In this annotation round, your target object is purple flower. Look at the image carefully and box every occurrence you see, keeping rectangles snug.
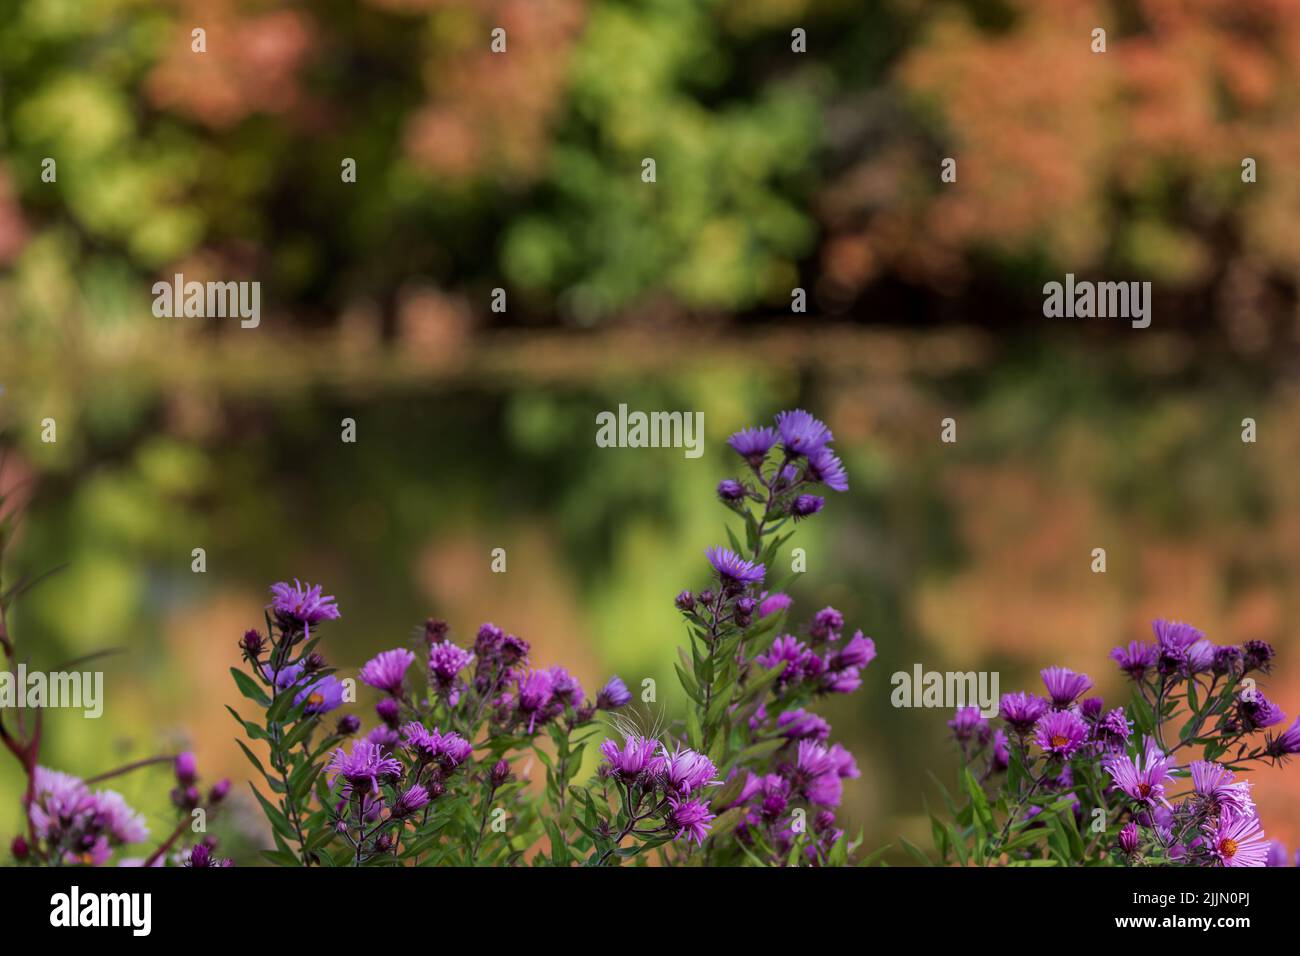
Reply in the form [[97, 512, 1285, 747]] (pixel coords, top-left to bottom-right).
[[810, 606, 844, 640], [806, 447, 849, 492], [359, 648, 415, 696], [1094, 707, 1132, 750], [1204, 808, 1270, 867], [717, 479, 746, 501], [999, 691, 1049, 734], [794, 740, 845, 807], [775, 409, 833, 456], [1103, 738, 1175, 808], [756, 634, 812, 685], [1266, 715, 1300, 758], [262, 662, 306, 690], [516, 669, 555, 732], [659, 746, 720, 796], [428, 640, 474, 686], [596, 676, 632, 710], [269, 579, 341, 628], [1266, 841, 1290, 867], [1033, 709, 1088, 759], [547, 666, 584, 708], [1190, 761, 1254, 815], [174, 752, 198, 786], [327, 740, 403, 796], [1242, 640, 1275, 673], [296, 674, 346, 715], [666, 796, 715, 845], [757, 593, 792, 618], [1237, 691, 1286, 732], [1110, 640, 1158, 681], [600, 735, 661, 782], [402, 723, 471, 769], [391, 784, 431, 819], [186, 844, 233, 868], [85, 790, 150, 844], [831, 631, 876, 670], [727, 426, 778, 465], [790, 494, 825, 519], [705, 546, 765, 586], [948, 706, 989, 744], [1040, 666, 1093, 707], [1118, 821, 1140, 854], [776, 709, 831, 741]]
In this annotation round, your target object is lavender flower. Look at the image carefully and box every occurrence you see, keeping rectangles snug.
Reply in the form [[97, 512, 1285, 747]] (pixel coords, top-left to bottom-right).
[[666, 796, 715, 845], [296, 675, 346, 715], [269, 579, 341, 628], [1266, 715, 1300, 758], [999, 691, 1049, 734], [775, 409, 833, 456], [1040, 667, 1093, 707], [327, 740, 403, 796], [727, 426, 778, 466], [596, 676, 632, 710], [1204, 809, 1270, 867], [359, 648, 415, 696], [705, 546, 765, 586], [1033, 709, 1088, 759], [659, 746, 720, 796], [1110, 640, 1158, 681], [600, 735, 661, 783], [1103, 738, 1175, 808], [1189, 761, 1254, 815], [806, 447, 848, 492]]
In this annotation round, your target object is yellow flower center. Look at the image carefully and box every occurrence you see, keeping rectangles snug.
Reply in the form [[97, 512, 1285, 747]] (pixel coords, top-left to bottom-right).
[[1219, 838, 1238, 858], [1137, 783, 1151, 798], [308, 693, 324, 708], [1050, 734, 1069, 748]]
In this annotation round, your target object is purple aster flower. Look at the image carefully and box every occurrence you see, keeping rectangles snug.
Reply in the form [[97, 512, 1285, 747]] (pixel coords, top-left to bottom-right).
[[174, 752, 198, 786], [547, 666, 584, 708], [665, 796, 715, 846], [823, 666, 861, 694], [269, 579, 341, 629], [674, 590, 696, 612], [185, 844, 233, 868], [296, 674, 346, 715], [1110, 641, 1158, 681], [794, 740, 845, 807], [1094, 707, 1132, 750], [717, 479, 746, 501], [1266, 841, 1290, 867], [727, 426, 778, 466], [831, 631, 876, 670], [756, 634, 812, 686], [757, 592, 792, 618], [82, 789, 150, 845], [828, 742, 859, 779], [516, 669, 555, 732], [600, 735, 661, 782], [999, 691, 1049, 734], [806, 447, 849, 492], [791, 494, 825, 519], [775, 409, 833, 456], [810, 606, 844, 641], [1153, 619, 1205, 653], [428, 640, 474, 686], [705, 546, 765, 586], [336, 714, 361, 736], [1242, 640, 1275, 673], [391, 784, 431, 819], [1040, 666, 1093, 707], [776, 709, 831, 741], [596, 675, 632, 710], [1213, 644, 1243, 676], [359, 648, 415, 696], [1103, 738, 1175, 808], [659, 745, 720, 796], [1204, 808, 1270, 867], [1266, 715, 1300, 758], [1190, 761, 1255, 815], [1118, 821, 1140, 855], [948, 706, 990, 744], [262, 662, 306, 690], [1033, 709, 1088, 759], [1237, 691, 1286, 732], [327, 740, 403, 796], [1185, 639, 1217, 674], [366, 725, 400, 750]]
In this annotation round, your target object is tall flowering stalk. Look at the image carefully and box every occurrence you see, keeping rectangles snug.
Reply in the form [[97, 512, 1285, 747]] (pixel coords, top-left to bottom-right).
[[231, 409, 874, 865], [924, 621, 1299, 867]]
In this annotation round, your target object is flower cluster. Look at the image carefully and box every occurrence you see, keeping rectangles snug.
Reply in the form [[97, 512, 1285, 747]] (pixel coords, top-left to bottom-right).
[[231, 408, 872, 866], [936, 619, 1297, 867]]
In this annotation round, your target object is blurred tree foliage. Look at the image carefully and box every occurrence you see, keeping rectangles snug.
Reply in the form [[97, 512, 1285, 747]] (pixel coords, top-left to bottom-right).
[[7, 0, 1297, 338]]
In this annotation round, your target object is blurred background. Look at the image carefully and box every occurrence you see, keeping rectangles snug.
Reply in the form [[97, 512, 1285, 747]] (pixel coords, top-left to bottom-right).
[[3, 0, 1300, 863]]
